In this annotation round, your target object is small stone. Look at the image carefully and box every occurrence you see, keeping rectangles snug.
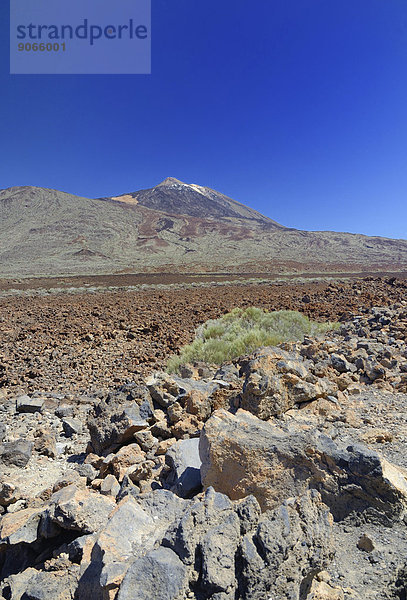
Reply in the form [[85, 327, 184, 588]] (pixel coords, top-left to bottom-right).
[[75, 463, 98, 483], [34, 427, 57, 458], [156, 438, 177, 456], [0, 481, 20, 507], [63, 417, 82, 437], [16, 395, 44, 414], [0, 439, 33, 467], [357, 534, 375, 552], [127, 460, 155, 484], [134, 429, 158, 452], [100, 474, 120, 497], [55, 405, 74, 419]]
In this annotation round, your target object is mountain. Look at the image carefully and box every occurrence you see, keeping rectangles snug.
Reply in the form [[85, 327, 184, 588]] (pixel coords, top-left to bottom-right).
[[0, 178, 406, 278], [104, 177, 284, 225]]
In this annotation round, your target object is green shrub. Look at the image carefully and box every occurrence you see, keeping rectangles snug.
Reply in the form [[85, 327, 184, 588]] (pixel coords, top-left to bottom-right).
[[167, 307, 338, 373]]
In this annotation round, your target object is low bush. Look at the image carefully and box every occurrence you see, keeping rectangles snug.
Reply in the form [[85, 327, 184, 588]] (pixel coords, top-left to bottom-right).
[[167, 306, 338, 373]]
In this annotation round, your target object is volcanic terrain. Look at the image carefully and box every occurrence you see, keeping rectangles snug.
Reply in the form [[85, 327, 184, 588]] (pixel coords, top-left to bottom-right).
[[1, 177, 406, 277]]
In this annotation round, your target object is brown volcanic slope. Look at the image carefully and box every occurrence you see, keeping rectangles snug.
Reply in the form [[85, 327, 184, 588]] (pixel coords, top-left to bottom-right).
[[0, 178, 406, 277]]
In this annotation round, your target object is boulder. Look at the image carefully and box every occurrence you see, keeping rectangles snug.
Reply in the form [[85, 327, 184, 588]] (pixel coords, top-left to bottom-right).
[[200, 409, 407, 519], [0, 482, 20, 507], [239, 490, 333, 599], [34, 427, 57, 458], [100, 475, 120, 498], [62, 418, 82, 437], [87, 400, 152, 455], [0, 440, 33, 467], [77, 496, 158, 599], [117, 547, 189, 600], [45, 484, 115, 534], [5, 566, 79, 600], [164, 437, 202, 498], [330, 354, 355, 374], [163, 486, 333, 599], [16, 395, 44, 414], [307, 580, 344, 600], [0, 508, 42, 546], [99, 443, 144, 482], [240, 347, 329, 419]]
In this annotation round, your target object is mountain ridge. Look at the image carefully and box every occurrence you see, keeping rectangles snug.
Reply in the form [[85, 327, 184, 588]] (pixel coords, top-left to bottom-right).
[[0, 179, 406, 277]]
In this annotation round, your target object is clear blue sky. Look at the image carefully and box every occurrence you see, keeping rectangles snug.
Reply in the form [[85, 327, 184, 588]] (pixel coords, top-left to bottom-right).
[[1, 0, 407, 239]]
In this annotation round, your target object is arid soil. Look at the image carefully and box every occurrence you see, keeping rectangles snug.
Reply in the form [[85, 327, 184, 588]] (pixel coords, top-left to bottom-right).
[[0, 277, 406, 396]]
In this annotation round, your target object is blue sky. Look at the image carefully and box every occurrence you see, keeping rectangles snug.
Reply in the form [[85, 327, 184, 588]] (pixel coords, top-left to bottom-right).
[[1, 0, 407, 238]]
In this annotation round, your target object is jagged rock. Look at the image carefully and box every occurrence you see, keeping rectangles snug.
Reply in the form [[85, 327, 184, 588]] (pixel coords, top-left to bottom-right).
[[77, 491, 190, 600], [4, 565, 79, 600], [62, 417, 82, 437], [45, 484, 115, 534], [0, 440, 33, 467], [200, 409, 407, 518], [127, 460, 155, 484], [167, 401, 184, 425], [184, 389, 211, 420], [357, 533, 375, 552], [133, 429, 158, 452], [75, 463, 98, 484], [163, 486, 333, 599], [34, 427, 57, 458], [0, 423, 6, 442], [55, 405, 74, 419], [330, 354, 355, 374], [100, 474, 120, 497], [163, 437, 202, 498], [0, 508, 42, 546], [147, 372, 219, 411], [0, 482, 20, 507], [150, 410, 172, 440], [171, 414, 202, 440], [146, 372, 184, 408], [1, 567, 36, 600], [15, 395, 44, 414], [307, 580, 344, 600], [240, 347, 330, 419], [99, 443, 144, 482], [117, 547, 189, 600], [239, 490, 333, 599], [365, 360, 386, 382], [52, 471, 87, 493], [87, 400, 152, 455], [77, 496, 158, 599]]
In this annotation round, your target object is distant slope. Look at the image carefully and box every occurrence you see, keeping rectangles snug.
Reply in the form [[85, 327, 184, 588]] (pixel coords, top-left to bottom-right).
[[0, 180, 406, 277]]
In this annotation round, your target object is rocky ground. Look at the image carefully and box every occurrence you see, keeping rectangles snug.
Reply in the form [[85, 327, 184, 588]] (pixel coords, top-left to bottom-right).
[[0, 277, 406, 395], [1, 277, 407, 599]]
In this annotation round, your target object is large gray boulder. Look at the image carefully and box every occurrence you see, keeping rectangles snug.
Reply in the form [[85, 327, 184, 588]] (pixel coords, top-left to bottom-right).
[[76, 490, 190, 600], [77, 495, 158, 600], [163, 486, 333, 599], [0, 440, 33, 467], [117, 547, 189, 600], [87, 399, 153, 455], [200, 409, 407, 519], [5, 566, 79, 600], [164, 437, 202, 498], [44, 484, 116, 534]]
